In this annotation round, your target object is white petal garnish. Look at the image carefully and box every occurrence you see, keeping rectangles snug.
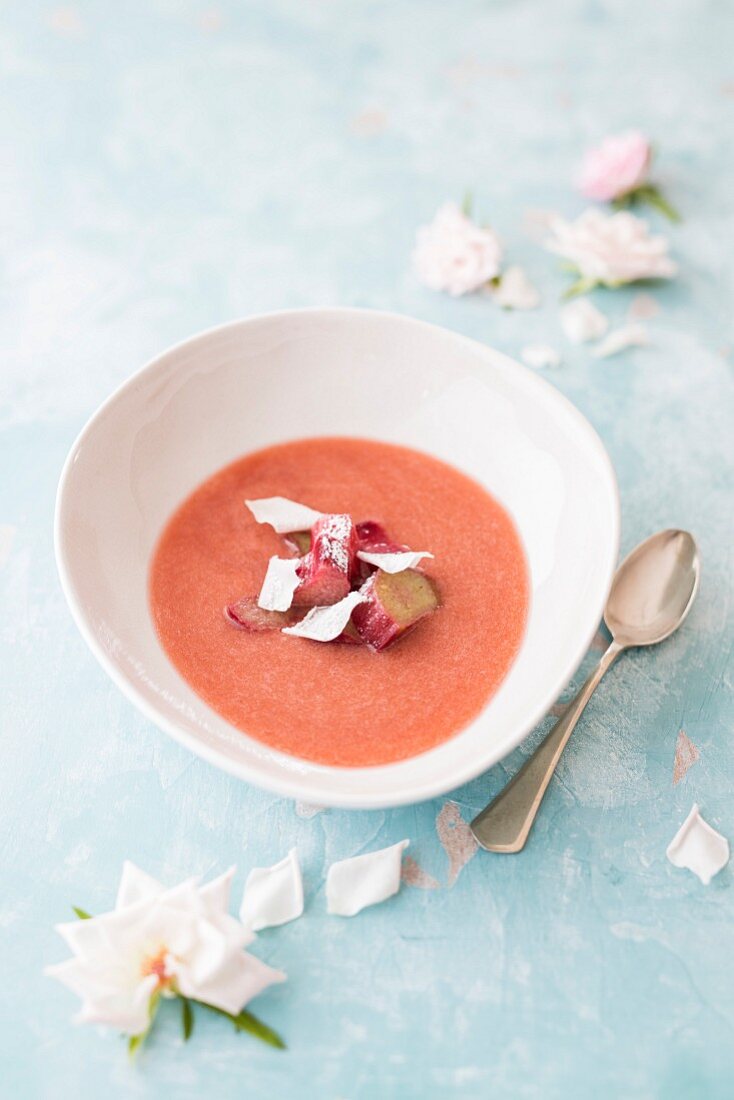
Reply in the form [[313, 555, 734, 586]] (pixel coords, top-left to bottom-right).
[[240, 849, 304, 931], [592, 323, 648, 359], [245, 496, 323, 534], [282, 590, 365, 642], [560, 298, 609, 343], [356, 549, 433, 574], [492, 265, 540, 310], [666, 804, 729, 885], [257, 556, 301, 612], [326, 840, 410, 917], [521, 343, 561, 370]]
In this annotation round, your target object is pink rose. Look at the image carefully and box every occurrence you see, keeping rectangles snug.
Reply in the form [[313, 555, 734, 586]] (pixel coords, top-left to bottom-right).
[[578, 131, 651, 202], [412, 202, 503, 297]]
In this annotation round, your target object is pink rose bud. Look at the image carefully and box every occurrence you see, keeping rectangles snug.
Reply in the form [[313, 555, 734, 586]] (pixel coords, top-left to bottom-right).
[[578, 131, 651, 202]]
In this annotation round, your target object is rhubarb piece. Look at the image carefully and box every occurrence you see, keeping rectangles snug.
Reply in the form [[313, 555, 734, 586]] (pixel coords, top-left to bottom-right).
[[352, 569, 439, 651], [356, 548, 434, 574], [257, 556, 301, 612], [337, 618, 365, 645], [245, 496, 322, 533], [282, 591, 366, 643], [225, 596, 298, 633], [354, 520, 405, 583], [282, 530, 311, 555], [292, 514, 358, 608]]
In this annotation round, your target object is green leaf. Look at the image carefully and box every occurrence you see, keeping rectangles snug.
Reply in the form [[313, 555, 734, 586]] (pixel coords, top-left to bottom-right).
[[460, 190, 473, 217], [72, 906, 92, 920], [181, 997, 194, 1042], [193, 1000, 286, 1050], [639, 185, 681, 223]]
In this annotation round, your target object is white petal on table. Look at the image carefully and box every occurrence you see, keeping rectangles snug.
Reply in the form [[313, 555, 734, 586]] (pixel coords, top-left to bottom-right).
[[521, 343, 561, 370], [356, 549, 433, 574], [326, 839, 409, 916], [560, 298, 608, 343], [666, 804, 729, 885], [592, 323, 649, 359], [239, 849, 304, 931], [245, 495, 323, 533], [257, 556, 302, 611], [492, 265, 540, 310], [282, 590, 365, 642]]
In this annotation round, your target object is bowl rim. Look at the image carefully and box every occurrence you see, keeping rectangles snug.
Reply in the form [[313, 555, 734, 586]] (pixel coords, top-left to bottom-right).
[[55, 306, 620, 808]]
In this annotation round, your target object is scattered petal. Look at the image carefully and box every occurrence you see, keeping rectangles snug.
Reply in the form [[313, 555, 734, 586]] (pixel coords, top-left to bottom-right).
[[560, 298, 609, 344], [521, 344, 561, 370], [666, 804, 729, 884], [240, 849, 304, 932], [628, 292, 660, 320], [401, 856, 440, 890], [492, 265, 540, 310], [282, 590, 365, 642], [673, 731, 701, 786], [294, 801, 327, 819], [592, 323, 649, 359], [350, 107, 388, 136], [257, 556, 302, 612], [356, 549, 434, 574], [522, 208, 559, 242], [326, 840, 409, 916], [245, 496, 322, 534], [436, 802, 478, 886]]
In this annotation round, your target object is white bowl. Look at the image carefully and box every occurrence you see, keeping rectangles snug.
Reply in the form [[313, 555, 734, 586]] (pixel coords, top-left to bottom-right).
[[55, 309, 619, 808]]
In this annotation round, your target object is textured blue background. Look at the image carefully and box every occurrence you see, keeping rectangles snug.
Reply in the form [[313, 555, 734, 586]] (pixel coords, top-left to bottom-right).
[[2, 2, 733, 1097]]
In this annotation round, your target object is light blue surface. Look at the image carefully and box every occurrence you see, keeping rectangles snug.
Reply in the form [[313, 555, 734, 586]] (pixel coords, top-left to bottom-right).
[[2, 2, 733, 1097]]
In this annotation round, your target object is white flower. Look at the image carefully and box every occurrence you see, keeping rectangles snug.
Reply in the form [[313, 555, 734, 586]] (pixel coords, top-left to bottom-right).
[[544, 208, 677, 289], [491, 265, 540, 310], [45, 863, 285, 1036], [413, 202, 503, 296]]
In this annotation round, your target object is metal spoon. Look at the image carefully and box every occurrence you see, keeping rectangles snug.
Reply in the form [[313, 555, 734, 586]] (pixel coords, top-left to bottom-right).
[[471, 529, 700, 853]]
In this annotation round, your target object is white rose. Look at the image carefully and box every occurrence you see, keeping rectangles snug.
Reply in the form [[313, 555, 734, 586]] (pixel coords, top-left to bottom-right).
[[544, 208, 677, 288], [45, 863, 285, 1036], [413, 202, 503, 296]]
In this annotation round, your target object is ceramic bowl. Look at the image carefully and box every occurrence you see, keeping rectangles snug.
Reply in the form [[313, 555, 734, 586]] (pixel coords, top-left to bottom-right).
[[55, 309, 619, 808]]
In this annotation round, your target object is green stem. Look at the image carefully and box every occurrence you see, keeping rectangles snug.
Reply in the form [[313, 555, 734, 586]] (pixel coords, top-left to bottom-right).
[[192, 1000, 286, 1050], [128, 990, 161, 1058], [461, 189, 473, 217], [562, 276, 598, 299]]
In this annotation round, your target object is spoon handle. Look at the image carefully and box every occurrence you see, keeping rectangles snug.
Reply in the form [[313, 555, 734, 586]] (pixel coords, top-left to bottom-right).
[[470, 641, 624, 852]]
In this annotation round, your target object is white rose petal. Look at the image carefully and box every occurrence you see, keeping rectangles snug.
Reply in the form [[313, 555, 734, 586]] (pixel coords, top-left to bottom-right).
[[45, 863, 285, 1035], [413, 202, 503, 297], [544, 208, 677, 287], [592, 323, 649, 359], [560, 298, 609, 344], [356, 549, 433, 574], [492, 265, 540, 310], [282, 590, 366, 642], [240, 849, 304, 932], [521, 343, 562, 370], [326, 840, 410, 917], [666, 804, 729, 885], [245, 496, 322, 534], [257, 556, 302, 612]]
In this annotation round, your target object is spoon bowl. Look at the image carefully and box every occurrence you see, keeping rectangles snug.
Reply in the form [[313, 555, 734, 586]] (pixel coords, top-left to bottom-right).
[[605, 529, 700, 649]]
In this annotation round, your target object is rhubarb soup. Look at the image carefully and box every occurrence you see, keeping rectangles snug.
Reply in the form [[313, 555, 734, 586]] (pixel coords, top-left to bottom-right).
[[150, 437, 529, 767]]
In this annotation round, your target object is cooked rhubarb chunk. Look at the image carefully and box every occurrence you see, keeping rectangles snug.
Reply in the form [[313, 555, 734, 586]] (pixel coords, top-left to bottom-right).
[[354, 520, 405, 582], [282, 530, 311, 555], [337, 618, 365, 645], [293, 514, 358, 607], [225, 597, 298, 632], [352, 569, 439, 651]]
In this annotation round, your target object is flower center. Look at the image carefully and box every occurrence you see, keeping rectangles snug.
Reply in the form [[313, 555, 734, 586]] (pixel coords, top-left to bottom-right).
[[140, 946, 172, 987]]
